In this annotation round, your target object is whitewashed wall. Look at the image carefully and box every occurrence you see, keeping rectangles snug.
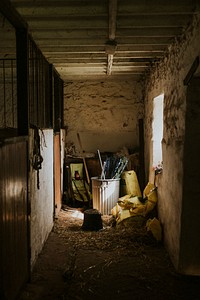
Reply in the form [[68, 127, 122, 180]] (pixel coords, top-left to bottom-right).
[[64, 79, 143, 154], [144, 14, 200, 274], [29, 128, 54, 268]]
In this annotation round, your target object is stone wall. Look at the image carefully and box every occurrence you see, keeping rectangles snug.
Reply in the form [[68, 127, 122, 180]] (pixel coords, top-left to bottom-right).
[[63, 78, 143, 155], [144, 14, 200, 273]]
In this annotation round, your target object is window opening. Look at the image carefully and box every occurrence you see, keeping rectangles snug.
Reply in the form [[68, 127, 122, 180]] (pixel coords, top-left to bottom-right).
[[152, 94, 164, 173]]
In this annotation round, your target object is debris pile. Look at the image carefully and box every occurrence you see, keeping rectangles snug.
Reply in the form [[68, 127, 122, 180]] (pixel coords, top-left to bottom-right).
[[63, 142, 162, 241], [111, 179, 162, 241]]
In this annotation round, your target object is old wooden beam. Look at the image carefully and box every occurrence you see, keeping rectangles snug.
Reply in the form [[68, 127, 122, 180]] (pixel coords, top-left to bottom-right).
[[106, 0, 117, 75], [0, 0, 27, 29]]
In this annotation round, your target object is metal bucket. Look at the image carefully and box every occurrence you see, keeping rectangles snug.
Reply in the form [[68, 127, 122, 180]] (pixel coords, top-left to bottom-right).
[[91, 177, 120, 215]]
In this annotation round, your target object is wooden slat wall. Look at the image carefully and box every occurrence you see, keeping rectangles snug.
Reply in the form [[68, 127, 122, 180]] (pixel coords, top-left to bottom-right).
[[0, 138, 29, 300]]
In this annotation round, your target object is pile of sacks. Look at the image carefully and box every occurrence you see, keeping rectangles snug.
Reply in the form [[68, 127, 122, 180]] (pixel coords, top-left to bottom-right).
[[111, 170, 162, 241]]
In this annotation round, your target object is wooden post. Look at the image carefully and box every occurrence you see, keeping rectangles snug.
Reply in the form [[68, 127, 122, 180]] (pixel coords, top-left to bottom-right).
[[77, 133, 90, 185], [16, 28, 29, 136]]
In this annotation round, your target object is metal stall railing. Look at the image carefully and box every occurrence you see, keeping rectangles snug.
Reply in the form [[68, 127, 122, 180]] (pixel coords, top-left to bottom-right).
[[0, 58, 17, 133], [28, 38, 52, 128]]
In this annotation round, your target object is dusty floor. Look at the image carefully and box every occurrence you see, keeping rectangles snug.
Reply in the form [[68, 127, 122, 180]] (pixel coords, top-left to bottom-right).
[[18, 206, 200, 300]]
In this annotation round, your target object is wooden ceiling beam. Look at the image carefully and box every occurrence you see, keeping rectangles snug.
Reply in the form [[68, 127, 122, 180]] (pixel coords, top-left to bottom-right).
[[40, 44, 166, 53], [45, 52, 163, 58], [31, 29, 108, 39], [0, 0, 27, 29], [117, 15, 193, 28], [19, 14, 194, 28], [35, 37, 172, 47], [107, 0, 117, 75], [9, 0, 197, 78], [25, 17, 108, 29], [118, 0, 198, 13], [13, 0, 198, 15], [11, 0, 107, 7], [14, 4, 107, 16], [109, 0, 117, 40], [30, 27, 182, 39]]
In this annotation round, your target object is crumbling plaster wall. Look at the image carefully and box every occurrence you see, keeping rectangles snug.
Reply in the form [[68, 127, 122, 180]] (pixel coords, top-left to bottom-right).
[[63, 79, 143, 155], [144, 14, 200, 272]]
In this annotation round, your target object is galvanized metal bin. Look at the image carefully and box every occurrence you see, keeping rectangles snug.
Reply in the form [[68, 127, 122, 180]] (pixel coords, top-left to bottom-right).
[[91, 177, 120, 215]]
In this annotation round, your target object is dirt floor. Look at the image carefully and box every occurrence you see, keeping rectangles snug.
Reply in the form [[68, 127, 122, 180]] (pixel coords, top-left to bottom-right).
[[18, 206, 200, 300]]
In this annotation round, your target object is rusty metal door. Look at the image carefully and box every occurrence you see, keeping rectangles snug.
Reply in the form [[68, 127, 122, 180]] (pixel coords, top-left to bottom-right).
[[0, 138, 29, 300], [54, 133, 62, 217]]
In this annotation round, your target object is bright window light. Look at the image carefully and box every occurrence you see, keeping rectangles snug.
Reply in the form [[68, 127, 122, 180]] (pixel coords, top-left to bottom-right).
[[152, 94, 164, 171]]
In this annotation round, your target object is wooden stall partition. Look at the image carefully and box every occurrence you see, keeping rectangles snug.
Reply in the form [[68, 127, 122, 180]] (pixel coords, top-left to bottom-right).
[[0, 137, 29, 300]]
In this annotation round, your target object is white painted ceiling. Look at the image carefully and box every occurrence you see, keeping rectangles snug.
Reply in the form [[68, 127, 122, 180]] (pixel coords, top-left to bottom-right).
[[1, 0, 200, 81]]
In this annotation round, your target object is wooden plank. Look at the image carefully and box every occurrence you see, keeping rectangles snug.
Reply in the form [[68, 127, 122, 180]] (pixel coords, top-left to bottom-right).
[[35, 36, 172, 47], [31, 29, 108, 39], [12, 0, 107, 8], [116, 27, 183, 37], [0, 0, 27, 29], [22, 16, 108, 29], [111, 66, 148, 72], [55, 66, 106, 75], [30, 27, 182, 39], [77, 133, 90, 185], [40, 44, 166, 53], [44, 52, 163, 59], [53, 59, 106, 64], [118, 0, 197, 14], [115, 52, 163, 58], [54, 62, 106, 68], [118, 15, 193, 28], [109, 0, 117, 40], [62, 74, 141, 81], [13, 3, 107, 16], [41, 46, 106, 53], [35, 39, 107, 47], [12, 0, 197, 15]]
